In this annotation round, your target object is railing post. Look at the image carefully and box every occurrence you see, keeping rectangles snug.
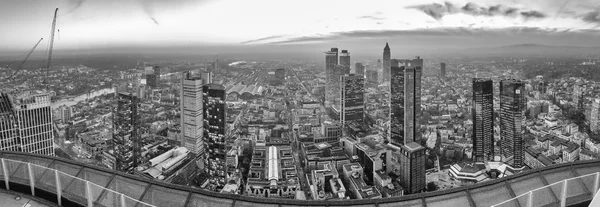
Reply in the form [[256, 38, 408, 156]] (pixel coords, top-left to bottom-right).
[[55, 169, 62, 206], [561, 179, 568, 207], [27, 163, 35, 196], [528, 190, 533, 207], [1, 158, 9, 190], [85, 181, 93, 207], [594, 172, 600, 198], [120, 194, 126, 207]]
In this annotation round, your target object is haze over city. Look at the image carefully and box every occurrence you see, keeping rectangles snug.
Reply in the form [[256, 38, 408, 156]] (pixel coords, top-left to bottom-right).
[[2, 0, 600, 207]]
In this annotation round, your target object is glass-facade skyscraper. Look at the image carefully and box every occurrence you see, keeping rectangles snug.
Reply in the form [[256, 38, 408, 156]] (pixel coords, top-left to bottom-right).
[[340, 74, 364, 127], [340, 50, 351, 75], [472, 78, 494, 162], [325, 48, 339, 109], [109, 92, 140, 173], [500, 79, 525, 168], [382, 43, 391, 83], [203, 83, 227, 191]]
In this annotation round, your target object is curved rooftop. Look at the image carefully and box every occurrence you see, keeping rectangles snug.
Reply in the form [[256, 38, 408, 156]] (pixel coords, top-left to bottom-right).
[[0, 151, 599, 207]]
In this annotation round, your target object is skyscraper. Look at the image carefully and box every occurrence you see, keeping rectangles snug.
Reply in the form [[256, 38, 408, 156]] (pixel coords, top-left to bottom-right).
[[382, 43, 391, 82], [591, 99, 600, 133], [390, 62, 405, 146], [440, 62, 446, 78], [500, 79, 525, 169], [203, 83, 227, 191], [0, 92, 20, 152], [325, 48, 339, 109], [340, 50, 351, 75], [181, 71, 204, 155], [354, 62, 365, 76], [404, 57, 422, 144], [472, 78, 494, 162], [109, 92, 140, 173], [340, 74, 364, 127], [146, 65, 160, 88], [389, 56, 425, 194], [573, 83, 584, 110]]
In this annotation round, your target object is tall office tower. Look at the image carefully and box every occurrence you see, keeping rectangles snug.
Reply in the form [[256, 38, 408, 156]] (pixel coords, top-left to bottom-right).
[[440, 62, 446, 78], [499, 79, 526, 169], [354, 62, 365, 76], [146, 74, 157, 89], [203, 84, 227, 190], [110, 92, 140, 173], [404, 57, 422, 144], [573, 83, 584, 110], [397, 142, 426, 194], [340, 50, 351, 75], [59, 105, 73, 124], [181, 71, 204, 155], [12, 91, 55, 156], [0, 93, 20, 152], [331, 65, 344, 115], [382, 42, 391, 82], [591, 99, 600, 133], [201, 71, 213, 84], [472, 78, 494, 162], [340, 74, 365, 127], [390, 62, 405, 146], [325, 48, 339, 109], [389, 57, 425, 194]]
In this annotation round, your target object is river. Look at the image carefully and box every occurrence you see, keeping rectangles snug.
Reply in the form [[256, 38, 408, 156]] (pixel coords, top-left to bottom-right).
[[51, 88, 115, 109]]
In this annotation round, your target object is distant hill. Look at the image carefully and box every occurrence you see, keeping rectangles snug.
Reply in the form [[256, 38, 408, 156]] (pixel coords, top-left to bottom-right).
[[462, 44, 600, 57]]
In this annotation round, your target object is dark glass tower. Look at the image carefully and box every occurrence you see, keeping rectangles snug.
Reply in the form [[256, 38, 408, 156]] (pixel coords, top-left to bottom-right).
[[340, 50, 351, 75], [472, 78, 494, 162], [203, 83, 227, 191], [111, 92, 140, 173], [382, 43, 391, 82], [389, 57, 425, 194], [325, 48, 339, 109], [354, 62, 365, 76], [440, 62, 446, 78], [340, 74, 364, 127], [500, 79, 525, 168]]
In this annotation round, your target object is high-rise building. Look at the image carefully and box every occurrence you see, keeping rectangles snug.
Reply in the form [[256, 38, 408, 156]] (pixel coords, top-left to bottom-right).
[[58, 105, 73, 124], [382, 43, 391, 82], [12, 91, 55, 156], [472, 78, 494, 162], [389, 56, 425, 195], [404, 57, 422, 144], [397, 143, 426, 194], [325, 48, 339, 109], [0, 92, 20, 152], [340, 50, 351, 75], [573, 83, 584, 110], [591, 99, 600, 133], [340, 74, 365, 127], [354, 62, 365, 76], [181, 71, 204, 155], [201, 71, 213, 84], [500, 79, 526, 169], [108, 92, 140, 173], [390, 61, 405, 146], [203, 83, 227, 191], [440, 62, 446, 78], [146, 65, 161, 88]]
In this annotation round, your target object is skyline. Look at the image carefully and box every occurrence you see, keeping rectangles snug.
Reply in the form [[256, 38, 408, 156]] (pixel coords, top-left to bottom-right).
[[1, 0, 600, 54]]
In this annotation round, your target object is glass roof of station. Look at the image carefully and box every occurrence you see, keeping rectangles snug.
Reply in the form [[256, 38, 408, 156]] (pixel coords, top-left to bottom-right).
[[1, 151, 599, 207]]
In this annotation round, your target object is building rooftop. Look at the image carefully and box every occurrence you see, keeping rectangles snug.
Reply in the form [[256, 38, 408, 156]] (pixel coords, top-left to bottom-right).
[[1, 151, 599, 207]]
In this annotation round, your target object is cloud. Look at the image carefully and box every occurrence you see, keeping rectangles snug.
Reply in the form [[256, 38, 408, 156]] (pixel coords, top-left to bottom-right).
[[582, 11, 600, 24], [63, 0, 85, 15], [150, 17, 160, 25], [358, 16, 385, 21], [240, 35, 284, 44], [136, 0, 212, 25], [521, 11, 546, 19], [267, 27, 583, 44], [406, 2, 546, 21]]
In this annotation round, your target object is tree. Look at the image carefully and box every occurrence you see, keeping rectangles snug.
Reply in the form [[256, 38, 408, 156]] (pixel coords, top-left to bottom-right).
[[427, 182, 438, 192]]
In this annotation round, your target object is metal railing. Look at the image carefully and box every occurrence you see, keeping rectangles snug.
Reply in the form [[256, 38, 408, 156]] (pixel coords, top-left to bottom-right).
[[0, 158, 157, 207], [492, 172, 600, 207]]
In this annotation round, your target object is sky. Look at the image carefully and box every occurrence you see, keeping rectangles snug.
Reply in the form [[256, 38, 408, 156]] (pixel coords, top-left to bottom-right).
[[1, 0, 600, 55]]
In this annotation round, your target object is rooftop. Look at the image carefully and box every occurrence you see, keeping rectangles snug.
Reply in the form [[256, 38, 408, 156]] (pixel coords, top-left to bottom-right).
[[0, 151, 598, 207]]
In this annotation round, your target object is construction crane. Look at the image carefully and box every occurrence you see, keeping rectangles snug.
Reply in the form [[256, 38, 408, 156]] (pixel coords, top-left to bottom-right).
[[43, 8, 58, 86], [3, 38, 44, 81]]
